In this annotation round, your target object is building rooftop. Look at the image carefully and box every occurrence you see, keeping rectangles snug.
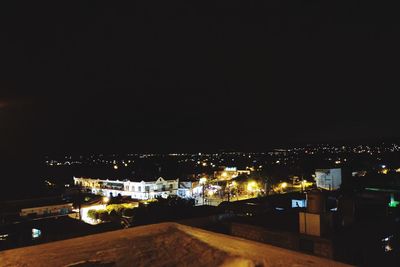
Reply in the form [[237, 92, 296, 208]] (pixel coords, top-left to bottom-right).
[[0, 197, 72, 214], [0, 222, 350, 267], [75, 176, 177, 183]]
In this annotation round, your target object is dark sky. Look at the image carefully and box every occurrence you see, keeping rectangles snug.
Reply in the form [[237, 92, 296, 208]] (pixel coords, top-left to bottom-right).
[[1, 1, 400, 157]]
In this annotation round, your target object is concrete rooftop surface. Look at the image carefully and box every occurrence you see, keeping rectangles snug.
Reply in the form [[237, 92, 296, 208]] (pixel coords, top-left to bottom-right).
[[0, 222, 351, 267]]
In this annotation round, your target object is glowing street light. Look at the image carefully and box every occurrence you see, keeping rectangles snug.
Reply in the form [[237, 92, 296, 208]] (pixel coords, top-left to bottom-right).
[[281, 182, 288, 189], [247, 181, 259, 192], [199, 177, 207, 205], [113, 165, 118, 170], [103, 197, 110, 203]]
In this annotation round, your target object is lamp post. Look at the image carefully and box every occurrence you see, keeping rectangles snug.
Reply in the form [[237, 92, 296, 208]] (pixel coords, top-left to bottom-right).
[[301, 180, 306, 192], [199, 177, 207, 205], [227, 181, 237, 202], [280, 182, 287, 193], [227, 181, 230, 202]]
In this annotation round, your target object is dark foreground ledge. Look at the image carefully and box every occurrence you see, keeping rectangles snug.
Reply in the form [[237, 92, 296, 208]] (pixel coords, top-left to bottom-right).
[[0, 222, 350, 267]]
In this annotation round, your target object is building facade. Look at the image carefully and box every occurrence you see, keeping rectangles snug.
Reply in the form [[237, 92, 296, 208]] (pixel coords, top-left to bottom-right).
[[177, 181, 193, 198], [20, 203, 73, 217], [315, 168, 342, 191], [73, 177, 179, 200]]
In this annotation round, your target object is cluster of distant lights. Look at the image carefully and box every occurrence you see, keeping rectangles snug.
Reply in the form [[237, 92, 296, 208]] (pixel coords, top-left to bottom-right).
[[44, 143, 400, 168]]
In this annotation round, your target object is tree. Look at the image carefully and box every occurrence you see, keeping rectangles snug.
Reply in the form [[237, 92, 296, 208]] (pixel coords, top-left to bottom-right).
[[122, 208, 135, 218], [97, 210, 110, 221], [87, 209, 98, 220], [109, 210, 119, 221]]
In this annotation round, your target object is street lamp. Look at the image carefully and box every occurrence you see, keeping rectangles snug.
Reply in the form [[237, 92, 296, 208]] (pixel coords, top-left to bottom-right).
[[227, 181, 237, 202], [301, 180, 306, 192], [199, 177, 207, 184], [199, 177, 207, 205], [103, 196, 110, 204], [247, 181, 259, 197], [280, 182, 288, 193]]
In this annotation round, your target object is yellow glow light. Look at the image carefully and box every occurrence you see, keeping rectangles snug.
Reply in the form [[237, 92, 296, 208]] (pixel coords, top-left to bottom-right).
[[247, 181, 258, 192]]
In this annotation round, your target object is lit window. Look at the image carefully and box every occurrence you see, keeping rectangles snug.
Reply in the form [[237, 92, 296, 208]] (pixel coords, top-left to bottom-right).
[[32, 228, 41, 239]]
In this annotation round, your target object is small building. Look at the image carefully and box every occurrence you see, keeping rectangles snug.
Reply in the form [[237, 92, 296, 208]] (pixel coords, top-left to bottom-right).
[[299, 190, 333, 237], [315, 168, 342, 191], [20, 202, 73, 217]]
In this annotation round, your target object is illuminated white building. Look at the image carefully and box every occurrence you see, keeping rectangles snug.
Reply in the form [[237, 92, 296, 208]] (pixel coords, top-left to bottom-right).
[[177, 181, 193, 198], [73, 177, 179, 200], [315, 168, 342, 191]]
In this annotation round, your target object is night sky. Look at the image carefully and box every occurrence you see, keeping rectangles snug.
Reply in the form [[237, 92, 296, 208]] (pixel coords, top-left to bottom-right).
[[1, 1, 400, 160]]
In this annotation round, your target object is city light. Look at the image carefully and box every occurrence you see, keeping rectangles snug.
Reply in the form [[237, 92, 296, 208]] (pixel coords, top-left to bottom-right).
[[80, 204, 107, 225], [281, 182, 288, 189], [199, 177, 207, 184], [103, 197, 110, 203], [247, 181, 259, 192], [113, 165, 118, 170]]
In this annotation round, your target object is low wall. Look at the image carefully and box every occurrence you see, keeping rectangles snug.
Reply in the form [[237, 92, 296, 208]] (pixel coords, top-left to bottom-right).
[[230, 222, 334, 259], [230, 222, 298, 250], [178, 213, 234, 228]]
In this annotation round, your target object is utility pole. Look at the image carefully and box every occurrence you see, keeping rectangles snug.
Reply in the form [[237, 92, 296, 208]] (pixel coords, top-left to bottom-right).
[[227, 181, 230, 203], [77, 185, 82, 220], [202, 183, 205, 205]]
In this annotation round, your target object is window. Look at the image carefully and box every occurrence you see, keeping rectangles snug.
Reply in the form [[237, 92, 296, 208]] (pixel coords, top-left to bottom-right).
[[145, 186, 150, 192], [131, 186, 135, 192], [169, 184, 173, 189], [32, 228, 41, 239], [138, 186, 141, 192]]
